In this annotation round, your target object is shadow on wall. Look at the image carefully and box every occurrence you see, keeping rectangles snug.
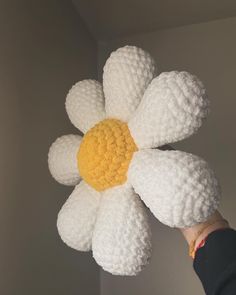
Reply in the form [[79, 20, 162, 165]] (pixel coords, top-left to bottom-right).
[[0, 1, 99, 295]]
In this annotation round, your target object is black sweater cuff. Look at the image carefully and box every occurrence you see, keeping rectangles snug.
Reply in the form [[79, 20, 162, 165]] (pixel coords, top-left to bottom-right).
[[193, 228, 236, 295]]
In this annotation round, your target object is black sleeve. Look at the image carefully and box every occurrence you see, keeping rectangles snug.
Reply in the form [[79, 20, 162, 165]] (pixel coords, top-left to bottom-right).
[[193, 228, 236, 295]]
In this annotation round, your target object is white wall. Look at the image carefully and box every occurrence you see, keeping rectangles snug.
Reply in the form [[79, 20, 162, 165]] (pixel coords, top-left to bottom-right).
[[98, 17, 236, 295], [0, 1, 99, 294]]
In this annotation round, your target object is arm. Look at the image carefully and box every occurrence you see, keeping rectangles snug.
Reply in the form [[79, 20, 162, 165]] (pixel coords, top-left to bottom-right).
[[180, 211, 236, 295]]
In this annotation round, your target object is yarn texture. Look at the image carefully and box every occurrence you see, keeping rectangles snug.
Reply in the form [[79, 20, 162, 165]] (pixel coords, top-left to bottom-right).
[[128, 150, 220, 228], [92, 183, 151, 275], [48, 134, 82, 185], [57, 181, 101, 251], [48, 45, 221, 276], [77, 118, 137, 191]]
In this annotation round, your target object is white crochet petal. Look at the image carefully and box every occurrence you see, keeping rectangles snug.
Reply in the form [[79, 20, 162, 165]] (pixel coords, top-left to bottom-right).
[[57, 181, 101, 251], [103, 45, 156, 122], [129, 71, 209, 148], [92, 183, 151, 276], [48, 134, 82, 186], [66, 80, 106, 133], [128, 149, 220, 228]]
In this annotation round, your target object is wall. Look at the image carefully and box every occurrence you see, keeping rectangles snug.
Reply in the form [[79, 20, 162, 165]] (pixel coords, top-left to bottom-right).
[[98, 17, 236, 295], [0, 1, 99, 294]]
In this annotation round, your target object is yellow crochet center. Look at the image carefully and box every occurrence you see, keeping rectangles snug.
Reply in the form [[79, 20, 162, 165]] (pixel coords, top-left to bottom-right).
[[77, 119, 138, 191]]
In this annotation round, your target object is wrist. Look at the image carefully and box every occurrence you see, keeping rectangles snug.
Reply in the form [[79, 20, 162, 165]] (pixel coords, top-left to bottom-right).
[[194, 219, 229, 250], [179, 211, 230, 258], [180, 211, 223, 244]]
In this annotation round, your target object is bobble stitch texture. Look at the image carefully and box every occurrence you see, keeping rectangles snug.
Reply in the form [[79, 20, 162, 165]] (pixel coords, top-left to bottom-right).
[[129, 71, 209, 148], [92, 184, 151, 275], [128, 149, 220, 227], [78, 119, 138, 191], [57, 181, 101, 251], [66, 80, 106, 133], [48, 134, 82, 185], [103, 46, 157, 122]]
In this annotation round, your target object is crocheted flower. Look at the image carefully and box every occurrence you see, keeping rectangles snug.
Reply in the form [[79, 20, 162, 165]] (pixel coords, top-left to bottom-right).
[[48, 46, 220, 276]]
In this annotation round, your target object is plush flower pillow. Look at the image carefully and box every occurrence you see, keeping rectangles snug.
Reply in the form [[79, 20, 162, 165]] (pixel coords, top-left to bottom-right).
[[48, 46, 220, 276]]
